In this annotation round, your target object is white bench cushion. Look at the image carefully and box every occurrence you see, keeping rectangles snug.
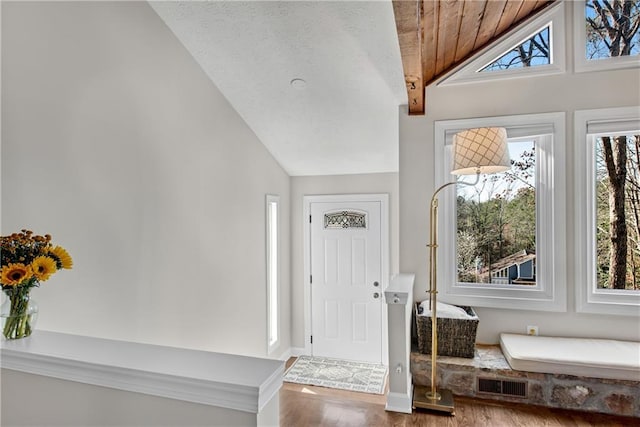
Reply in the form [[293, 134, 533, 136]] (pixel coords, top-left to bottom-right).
[[500, 333, 640, 381]]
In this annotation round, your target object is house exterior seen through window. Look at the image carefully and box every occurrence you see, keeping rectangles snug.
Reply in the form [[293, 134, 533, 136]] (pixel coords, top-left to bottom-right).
[[456, 140, 537, 286]]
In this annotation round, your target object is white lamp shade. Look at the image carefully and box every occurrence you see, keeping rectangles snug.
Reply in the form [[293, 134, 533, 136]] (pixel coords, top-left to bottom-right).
[[451, 127, 511, 175]]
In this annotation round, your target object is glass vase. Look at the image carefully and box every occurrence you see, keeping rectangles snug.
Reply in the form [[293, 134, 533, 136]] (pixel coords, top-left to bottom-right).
[[1, 288, 38, 340]]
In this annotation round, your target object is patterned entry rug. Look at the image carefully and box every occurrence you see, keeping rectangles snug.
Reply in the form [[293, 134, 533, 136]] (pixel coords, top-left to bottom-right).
[[283, 356, 387, 394]]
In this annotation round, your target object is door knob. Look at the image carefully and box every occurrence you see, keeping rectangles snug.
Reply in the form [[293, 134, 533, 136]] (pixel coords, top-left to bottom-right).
[[373, 292, 380, 299], [373, 281, 380, 287]]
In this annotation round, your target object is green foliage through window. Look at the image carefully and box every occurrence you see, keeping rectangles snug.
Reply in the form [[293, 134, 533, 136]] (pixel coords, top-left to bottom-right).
[[456, 141, 536, 285]]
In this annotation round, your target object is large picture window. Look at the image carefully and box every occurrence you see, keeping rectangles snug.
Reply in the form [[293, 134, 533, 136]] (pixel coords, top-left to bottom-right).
[[575, 107, 640, 315], [456, 139, 537, 286], [435, 113, 566, 312]]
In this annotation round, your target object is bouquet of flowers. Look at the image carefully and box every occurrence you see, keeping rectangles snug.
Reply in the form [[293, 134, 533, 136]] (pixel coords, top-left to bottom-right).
[[0, 229, 72, 339]]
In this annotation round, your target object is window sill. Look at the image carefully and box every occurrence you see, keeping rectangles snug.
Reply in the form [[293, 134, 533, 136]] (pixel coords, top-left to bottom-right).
[[443, 289, 566, 312], [576, 291, 640, 317]]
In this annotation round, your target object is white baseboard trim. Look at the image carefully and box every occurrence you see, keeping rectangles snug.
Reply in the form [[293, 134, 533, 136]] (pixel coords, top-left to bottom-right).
[[290, 347, 306, 357], [278, 348, 292, 361], [385, 389, 413, 414]]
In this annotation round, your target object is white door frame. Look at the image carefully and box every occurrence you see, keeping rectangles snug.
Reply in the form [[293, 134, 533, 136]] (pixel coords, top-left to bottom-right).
[[303, 194, 389, 365]]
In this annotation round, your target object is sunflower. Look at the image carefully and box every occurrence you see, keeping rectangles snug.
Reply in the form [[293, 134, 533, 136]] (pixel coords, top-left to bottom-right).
[[47, 246, 73, 269], [31, 256, 58, 281], [1, 263, 33, 286]]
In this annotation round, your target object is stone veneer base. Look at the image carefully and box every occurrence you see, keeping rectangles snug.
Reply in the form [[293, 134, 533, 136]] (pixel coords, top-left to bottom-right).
[[411, 345, 640, 418]]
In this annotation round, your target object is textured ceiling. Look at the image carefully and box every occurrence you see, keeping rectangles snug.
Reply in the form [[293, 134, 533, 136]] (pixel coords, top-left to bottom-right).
[[149, 1, 407, 176]]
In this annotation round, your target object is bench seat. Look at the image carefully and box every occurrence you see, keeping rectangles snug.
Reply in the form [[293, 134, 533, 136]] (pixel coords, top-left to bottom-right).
[[500, 333, 640, 381]]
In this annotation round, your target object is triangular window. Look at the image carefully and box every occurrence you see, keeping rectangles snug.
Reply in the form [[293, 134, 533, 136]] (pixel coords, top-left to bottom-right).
[[480, 26, 551, 72], [439, 3, 565, 85]]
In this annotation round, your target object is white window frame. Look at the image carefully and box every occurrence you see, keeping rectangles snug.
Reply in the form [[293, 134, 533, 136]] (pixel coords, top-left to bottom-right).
[[266, 194, 280, 354], [438, 2, 566, 86], [575, 107, 640, 316], [435, 112, 566, 312], [573, 1, 640, 73]]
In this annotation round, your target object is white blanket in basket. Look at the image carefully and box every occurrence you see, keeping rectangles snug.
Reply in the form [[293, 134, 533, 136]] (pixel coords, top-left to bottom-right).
[[418, 301, 477, 319]]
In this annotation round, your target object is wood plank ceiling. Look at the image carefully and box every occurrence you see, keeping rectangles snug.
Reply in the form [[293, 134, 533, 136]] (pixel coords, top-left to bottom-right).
[[393, 0, 556, 115]]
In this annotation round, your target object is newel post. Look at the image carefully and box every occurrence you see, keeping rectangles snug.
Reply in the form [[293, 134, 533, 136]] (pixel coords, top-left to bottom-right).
[[384, 273, 415, 413]]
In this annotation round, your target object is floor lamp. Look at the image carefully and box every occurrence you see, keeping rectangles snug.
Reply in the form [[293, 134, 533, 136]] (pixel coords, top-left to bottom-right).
[[413, 127, 511, 414]]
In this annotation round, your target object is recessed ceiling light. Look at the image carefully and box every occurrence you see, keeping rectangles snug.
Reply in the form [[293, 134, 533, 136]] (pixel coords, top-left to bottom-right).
[[290, 78, 307, 90]]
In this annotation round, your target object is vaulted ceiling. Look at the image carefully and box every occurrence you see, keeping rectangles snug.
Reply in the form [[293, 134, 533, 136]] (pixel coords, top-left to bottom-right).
[[150, 1, 406, 176], [151, 1, 557, 176], [393, 0, 556, 115]]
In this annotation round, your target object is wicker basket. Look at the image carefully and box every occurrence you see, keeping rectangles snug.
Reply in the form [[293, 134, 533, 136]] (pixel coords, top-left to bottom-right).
[[415, 303, 478, 358]]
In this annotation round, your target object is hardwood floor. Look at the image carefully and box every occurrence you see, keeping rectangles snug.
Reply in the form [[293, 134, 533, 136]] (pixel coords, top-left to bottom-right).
[[280, 358, 638, 427]]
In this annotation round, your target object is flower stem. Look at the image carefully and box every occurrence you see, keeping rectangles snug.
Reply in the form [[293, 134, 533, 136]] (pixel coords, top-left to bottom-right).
[[2, 288, 34, 339]]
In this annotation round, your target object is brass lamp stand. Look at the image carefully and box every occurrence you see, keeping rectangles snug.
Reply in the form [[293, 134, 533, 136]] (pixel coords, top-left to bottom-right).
[[413, 127, 511, 415]]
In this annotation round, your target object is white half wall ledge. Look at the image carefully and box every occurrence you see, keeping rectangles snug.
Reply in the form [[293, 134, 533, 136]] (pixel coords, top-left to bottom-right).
[[0, 330, 283, 414]]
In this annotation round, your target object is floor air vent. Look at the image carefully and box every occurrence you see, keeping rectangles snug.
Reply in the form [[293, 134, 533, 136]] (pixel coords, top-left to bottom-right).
[[478, 378, 527, 398]]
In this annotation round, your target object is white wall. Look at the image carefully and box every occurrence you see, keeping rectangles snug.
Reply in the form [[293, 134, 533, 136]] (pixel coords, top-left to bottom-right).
[[290, 173, 399, 349], [1, 1, 291, 358], [2, 369, 262, 427], [400, 7, 640, 343]]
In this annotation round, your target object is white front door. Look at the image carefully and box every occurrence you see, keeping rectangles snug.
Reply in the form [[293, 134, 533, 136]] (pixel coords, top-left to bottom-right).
[[310, 200, 383, 363]]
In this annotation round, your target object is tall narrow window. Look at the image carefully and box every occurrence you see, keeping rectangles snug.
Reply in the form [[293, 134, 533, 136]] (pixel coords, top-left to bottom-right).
[[575, 107, 640, 315], [266, 195, 280, 354], [595, 133, 639, 290]]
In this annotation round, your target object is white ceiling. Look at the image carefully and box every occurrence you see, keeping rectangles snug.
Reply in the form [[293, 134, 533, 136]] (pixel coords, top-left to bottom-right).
[[149, 1, 406, 176]]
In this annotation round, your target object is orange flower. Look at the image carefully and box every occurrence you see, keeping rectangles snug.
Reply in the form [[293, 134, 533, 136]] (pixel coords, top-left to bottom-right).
[[1, 263, 33, 286]]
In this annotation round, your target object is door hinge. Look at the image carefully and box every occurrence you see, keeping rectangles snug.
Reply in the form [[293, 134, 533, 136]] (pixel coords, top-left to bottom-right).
[[309, 215, 312, 223], [310, 275, 312, 284], [310, 335, 313, 344]]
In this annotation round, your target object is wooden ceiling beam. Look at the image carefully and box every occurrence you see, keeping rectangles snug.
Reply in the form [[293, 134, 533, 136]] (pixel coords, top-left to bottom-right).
[[393, 0, 557, 116], [393, 0, 425, 115]]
